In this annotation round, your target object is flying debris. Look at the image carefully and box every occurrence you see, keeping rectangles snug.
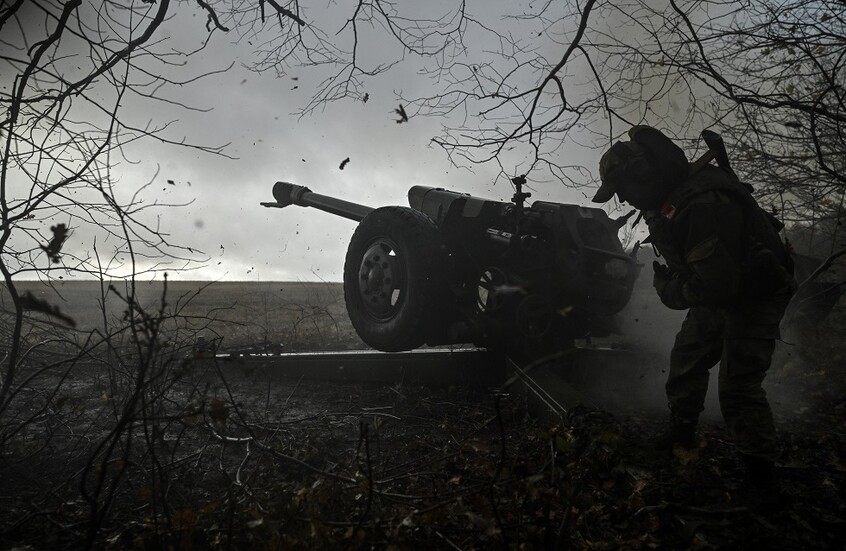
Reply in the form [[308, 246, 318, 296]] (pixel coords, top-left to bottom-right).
[[40, 223, 69, 264], [395, 104, 409, 124], [339, 157, 350, 170], [20, 292, 76, 327]]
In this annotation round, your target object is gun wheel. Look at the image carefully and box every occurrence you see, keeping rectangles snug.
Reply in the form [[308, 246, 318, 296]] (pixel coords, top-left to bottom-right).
[[477, 267, 508, 312], [344, 206, 446, 352]]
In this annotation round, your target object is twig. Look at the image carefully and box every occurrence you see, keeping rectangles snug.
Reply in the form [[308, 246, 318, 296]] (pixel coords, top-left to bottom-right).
[[797, 246, 846, 288], [195, 0, 229, 31], [633, 501, 673, 517], [554, 480, 582, 550], [434, 529, 464, 550], [251, 440, 356, 485], [282, 374, 303, 409], [363, 411, 401, 421], [206, 422, 254, 443], [264, 0, 306, 26], [489, 393, 508, 548], [234, 441, 251, 486], [352, 421, 374, 536]]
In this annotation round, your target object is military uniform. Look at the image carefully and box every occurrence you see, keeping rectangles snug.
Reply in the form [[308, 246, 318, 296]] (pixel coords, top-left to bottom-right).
[[644, 165, 794, 461], [593, 126, 795, 470]]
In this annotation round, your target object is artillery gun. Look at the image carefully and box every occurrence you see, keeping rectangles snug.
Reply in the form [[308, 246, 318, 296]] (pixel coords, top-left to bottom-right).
[[262, 179, 640, 357]]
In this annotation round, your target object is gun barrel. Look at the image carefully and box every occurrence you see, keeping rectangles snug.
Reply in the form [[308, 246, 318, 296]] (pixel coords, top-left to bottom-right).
[[264, 181, 374, 222]]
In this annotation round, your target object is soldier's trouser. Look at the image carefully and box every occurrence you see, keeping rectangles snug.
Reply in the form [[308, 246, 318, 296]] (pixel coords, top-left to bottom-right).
[[666, 295, 791, 461]]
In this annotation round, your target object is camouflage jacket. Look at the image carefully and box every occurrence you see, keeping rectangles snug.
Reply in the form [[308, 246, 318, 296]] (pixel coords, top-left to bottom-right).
[[644, 165, 793, 311]]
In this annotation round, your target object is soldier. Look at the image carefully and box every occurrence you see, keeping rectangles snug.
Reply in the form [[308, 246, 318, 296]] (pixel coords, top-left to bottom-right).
[[592, 126, 795, 486]]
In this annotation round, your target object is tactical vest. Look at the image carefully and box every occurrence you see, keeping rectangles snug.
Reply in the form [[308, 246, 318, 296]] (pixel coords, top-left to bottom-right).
[[645, 166, 794, 298]]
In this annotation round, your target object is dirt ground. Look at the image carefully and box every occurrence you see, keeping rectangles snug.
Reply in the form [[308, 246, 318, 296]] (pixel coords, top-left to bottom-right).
[[1, 337, 845, 550], [1, 281, 844, 549]]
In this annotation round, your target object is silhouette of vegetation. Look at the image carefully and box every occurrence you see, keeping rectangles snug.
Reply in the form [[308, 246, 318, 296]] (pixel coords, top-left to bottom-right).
[[1, 1, 843, 548]]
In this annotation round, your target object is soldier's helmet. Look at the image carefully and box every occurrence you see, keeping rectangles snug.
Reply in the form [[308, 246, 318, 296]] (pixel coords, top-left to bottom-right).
[[593, 126, 689, 205]]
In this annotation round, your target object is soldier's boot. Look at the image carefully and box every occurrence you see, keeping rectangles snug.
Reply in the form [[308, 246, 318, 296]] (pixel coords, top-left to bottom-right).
[[652, 415, 697, 451]]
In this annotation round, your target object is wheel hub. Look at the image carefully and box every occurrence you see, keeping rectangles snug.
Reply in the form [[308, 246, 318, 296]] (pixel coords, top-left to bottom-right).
[[358, 240, 402, 318]]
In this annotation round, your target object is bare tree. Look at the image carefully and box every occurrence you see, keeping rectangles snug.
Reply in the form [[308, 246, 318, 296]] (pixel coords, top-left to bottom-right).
[[1, 2, 845, 546], [217, 2, 842, 221], [1, 2, 227, 543], [596, 0, 845, 247], [214, 0, 844, 299], [0, 0, 233, 407]]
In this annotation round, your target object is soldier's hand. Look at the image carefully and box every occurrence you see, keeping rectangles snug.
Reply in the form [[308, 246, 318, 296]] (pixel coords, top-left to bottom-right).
[[652, 261, 671, 286], [652, 261, 673, 298], [652, 261, 687, 310]]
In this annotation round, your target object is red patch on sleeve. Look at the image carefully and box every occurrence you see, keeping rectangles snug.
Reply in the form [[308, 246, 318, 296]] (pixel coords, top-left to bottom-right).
[[660, 202, 677, 220]]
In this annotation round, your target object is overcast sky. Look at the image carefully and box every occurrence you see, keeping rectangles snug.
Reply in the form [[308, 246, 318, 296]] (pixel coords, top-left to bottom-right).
[[8, 2, 614, 283]]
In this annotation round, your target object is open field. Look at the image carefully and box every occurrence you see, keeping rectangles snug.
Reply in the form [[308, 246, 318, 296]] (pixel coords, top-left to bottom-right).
[[0, 280, 365, 353]]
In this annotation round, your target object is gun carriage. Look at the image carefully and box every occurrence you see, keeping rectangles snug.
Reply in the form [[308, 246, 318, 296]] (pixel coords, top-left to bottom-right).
[[263, 180, 640, 357]]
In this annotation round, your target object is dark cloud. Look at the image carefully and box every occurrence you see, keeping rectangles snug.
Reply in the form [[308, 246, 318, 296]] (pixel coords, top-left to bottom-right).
[[5, 2, 596, 282]]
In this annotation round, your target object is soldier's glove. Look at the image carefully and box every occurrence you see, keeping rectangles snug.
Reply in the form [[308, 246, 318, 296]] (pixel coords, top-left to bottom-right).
[[652, 261, 688, 310]]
